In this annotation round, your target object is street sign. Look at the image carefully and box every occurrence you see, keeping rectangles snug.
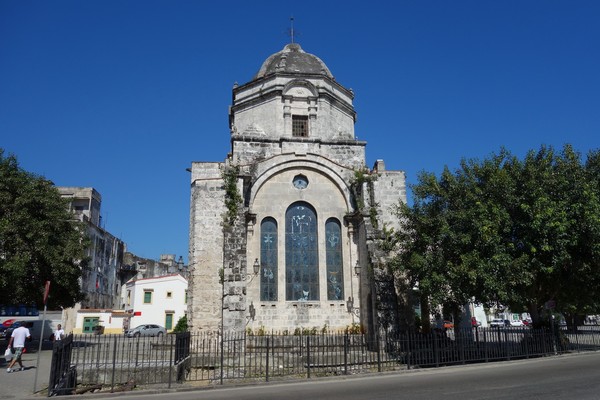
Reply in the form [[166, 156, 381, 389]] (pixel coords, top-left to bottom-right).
[[43, 281, 51, 305]]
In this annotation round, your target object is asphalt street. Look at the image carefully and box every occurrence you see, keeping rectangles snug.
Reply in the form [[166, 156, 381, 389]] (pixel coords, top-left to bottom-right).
[[1, 341, 599, 400], [0, 341, 53, 399]]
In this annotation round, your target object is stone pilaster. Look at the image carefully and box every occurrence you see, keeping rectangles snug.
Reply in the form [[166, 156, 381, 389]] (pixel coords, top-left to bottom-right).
[[188, 162, 226, 333]]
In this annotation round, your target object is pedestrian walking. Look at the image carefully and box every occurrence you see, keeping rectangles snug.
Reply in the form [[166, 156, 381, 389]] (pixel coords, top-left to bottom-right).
[[6, 322, 31, 373]]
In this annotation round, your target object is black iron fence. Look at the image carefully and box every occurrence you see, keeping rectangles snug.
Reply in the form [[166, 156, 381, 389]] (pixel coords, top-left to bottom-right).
[[47, 325, 600, 395]]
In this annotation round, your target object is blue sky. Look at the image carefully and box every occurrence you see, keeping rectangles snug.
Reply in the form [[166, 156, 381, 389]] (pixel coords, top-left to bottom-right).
[[1, 1, 599, 263]]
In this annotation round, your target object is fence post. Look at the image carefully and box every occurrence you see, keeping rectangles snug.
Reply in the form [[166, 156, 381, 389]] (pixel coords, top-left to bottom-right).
[[483, 329, 488, 362], [306, 336, 311, 379], [168, 333, 174, 389], [524, 330, 530, 359], [135, 339, 140, 367], [433, 331, 440, 367], [458, 330, 465, 365], [110, 335, 118, 392], [406, 331, 412, 370], [220, 332, 224, 385], [265, 337, 270, 383], [376, 331, 381, 373], [344, 333, 349, 375], [504, 329, 510, 361]]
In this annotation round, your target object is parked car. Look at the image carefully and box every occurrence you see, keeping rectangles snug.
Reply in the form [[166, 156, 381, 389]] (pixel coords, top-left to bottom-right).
[[471, 317, 481, 327], [125, 324, 166, 338], [2, 320, 36, 340], [489, 318, 508, 327], [1, 320, 53, 341], [509, 319, 524, 327]]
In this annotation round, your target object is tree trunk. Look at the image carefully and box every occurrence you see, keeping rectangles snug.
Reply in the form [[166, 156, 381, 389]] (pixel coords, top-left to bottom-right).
[[528, 302, 545, 328]]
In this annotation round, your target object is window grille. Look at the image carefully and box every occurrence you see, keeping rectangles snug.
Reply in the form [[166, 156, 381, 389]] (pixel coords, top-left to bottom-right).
[[292, 115, 308, 137]]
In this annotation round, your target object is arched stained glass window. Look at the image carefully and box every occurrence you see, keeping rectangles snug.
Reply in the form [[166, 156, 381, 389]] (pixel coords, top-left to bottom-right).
[[285, 202, 319, 301], [325, 218, 344, 300], [260, 217, 278, 301]]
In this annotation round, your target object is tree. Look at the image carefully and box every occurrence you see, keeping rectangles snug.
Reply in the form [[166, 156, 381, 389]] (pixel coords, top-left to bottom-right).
[[172, 315, 188, 332], [392, 150, 514, 328], [393, 145, 600, 328], [0, 149, 89, 309]]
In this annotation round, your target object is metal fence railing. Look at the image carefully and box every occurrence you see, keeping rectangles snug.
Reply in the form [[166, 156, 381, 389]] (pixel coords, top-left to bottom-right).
[[47, 325, 600, 395]]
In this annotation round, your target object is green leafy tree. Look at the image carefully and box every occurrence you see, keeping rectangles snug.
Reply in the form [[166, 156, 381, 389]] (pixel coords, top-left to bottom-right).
[[0, 149, 89, 308], [394, 145, 600, 328], [172, 315, 188, 332]]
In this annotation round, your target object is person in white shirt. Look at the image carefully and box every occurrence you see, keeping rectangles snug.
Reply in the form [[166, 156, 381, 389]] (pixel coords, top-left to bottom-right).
[[6, 323, 31, 373], [53, 324, 65, 341]]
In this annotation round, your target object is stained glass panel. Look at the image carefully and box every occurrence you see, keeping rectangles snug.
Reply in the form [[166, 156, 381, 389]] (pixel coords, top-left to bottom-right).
[[260, 217, 278, 301], [285, 202, 319, 301], [326, 218, 344, 300]]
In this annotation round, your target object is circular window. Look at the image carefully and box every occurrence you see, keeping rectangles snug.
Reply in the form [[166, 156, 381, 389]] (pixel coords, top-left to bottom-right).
[[292, 175, 309, 190]]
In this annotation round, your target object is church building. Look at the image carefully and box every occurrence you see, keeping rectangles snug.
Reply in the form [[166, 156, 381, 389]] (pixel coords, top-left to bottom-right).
[[188, 42, 407, 335]]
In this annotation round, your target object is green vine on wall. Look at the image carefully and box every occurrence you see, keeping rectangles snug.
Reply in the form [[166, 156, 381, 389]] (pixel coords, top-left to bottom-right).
[[350, 166, 379, 228], [222, 165, 242, 226]]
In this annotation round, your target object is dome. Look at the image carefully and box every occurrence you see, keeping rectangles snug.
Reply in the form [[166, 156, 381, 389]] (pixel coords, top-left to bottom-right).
[[254, 43, 334, 80]]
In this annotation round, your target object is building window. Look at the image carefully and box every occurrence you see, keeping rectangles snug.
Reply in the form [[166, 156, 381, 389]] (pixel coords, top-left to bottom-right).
[[184, 290, 188, 304], [260, 217, 278, 301], [166, 291, 172, 299], [292, 115, 308, 137], [292, 174, 309, 190], [126, 290, 131, 306], [326, 218, 344, 300], [143, 290, 153, 304], [165, 313, 174, 330], [286, 202, 319, 301]]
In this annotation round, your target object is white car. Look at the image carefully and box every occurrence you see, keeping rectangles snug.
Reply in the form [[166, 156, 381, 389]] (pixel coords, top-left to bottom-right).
[[489, 319, 507, 327], [509, 319, 524, 327], [125, 324, 166, 338]]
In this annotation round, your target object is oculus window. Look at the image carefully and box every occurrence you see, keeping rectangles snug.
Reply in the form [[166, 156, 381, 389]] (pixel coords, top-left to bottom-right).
[[292, 174, 309, 190]]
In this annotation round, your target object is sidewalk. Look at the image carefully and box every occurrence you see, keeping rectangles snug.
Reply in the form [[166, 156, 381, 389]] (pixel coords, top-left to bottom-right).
[[0, 341, 54, 399]]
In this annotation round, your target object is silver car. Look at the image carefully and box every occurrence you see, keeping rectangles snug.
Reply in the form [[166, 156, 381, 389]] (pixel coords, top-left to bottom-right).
[[125, 324, 166, 338]]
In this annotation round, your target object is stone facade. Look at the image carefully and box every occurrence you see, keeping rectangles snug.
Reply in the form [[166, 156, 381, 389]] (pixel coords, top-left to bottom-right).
[[189, 43, 407, 335]]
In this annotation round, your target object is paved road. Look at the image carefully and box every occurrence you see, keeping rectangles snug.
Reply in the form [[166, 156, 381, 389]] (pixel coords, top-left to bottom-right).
[[0, 341, 53, 399], [57, 351, 600, 400], [2, 343, 600, 399]]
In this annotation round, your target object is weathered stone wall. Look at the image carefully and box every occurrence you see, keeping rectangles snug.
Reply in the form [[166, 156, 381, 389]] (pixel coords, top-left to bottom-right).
[[231, 137, 366, 170], [232, 75, 354, 142], [370, 161, 407, 231], [245, 166, 358, 332], [189, 45, 408, 337], [221, 193, 249, 332], [188, 162, 226, 333]]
